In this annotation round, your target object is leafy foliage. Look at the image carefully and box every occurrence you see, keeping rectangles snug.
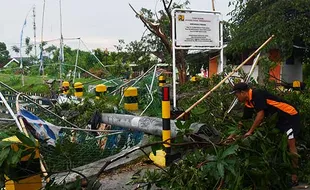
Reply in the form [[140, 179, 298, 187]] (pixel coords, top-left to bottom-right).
[[0, 132, 38, 187], [129, 64, 310, 189], [131, 115, 296, 189], [0, 42, 10, 65], [227, 0, 310, 58]]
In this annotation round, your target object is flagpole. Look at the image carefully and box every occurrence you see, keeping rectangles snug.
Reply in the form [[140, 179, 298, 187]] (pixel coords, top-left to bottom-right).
[[19, 6, 34, 86], [59, 0, 64, 79], [39, 0, 46, 76]]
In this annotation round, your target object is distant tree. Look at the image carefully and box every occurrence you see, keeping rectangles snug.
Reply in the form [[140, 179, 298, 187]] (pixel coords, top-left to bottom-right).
[[125, 38, 158, 72], [45, 45, 57, 59], [25, 37, 33, 56], [227, 0, 310, 58], [12, 45, 20, 57], [0, 42, 10, 64]]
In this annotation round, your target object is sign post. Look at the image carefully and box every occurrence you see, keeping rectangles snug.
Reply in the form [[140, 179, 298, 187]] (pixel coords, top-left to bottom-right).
[[172, 9, 223, 108]]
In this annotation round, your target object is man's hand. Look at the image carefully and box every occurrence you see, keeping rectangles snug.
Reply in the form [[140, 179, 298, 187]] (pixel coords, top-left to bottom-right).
[[243, 130, 253, 138]]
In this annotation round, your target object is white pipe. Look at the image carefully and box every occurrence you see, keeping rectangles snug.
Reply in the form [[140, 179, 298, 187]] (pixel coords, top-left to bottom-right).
[[149, 64, 158, 93], [80, 39, 107, 69], [227, 52, 261, 114], [172, 9, 177, 108], [220, 18, 224, 73], [118, 64, 156, 106], [0, 92, 23, 132], [59, 0, 64, 79], [139, 84, 153, 116], [39, 0, 46, 75], [73, 38, 81, 83], [62, 63, 102, 80]]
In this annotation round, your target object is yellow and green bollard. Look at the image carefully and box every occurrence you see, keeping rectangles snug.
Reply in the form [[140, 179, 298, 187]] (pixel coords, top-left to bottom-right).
[[62, 81, 70, 95], [74, 82, 83, 98], [124, 87, 138, 111], [95, 84, 107, 99]]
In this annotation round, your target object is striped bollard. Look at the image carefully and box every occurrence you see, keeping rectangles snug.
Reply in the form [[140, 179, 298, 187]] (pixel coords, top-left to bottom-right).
[[124, 87, 138, 111], [149, 86, 171, 167], [162, 86, 171, 164], [159, 75, 166, 87], [95, 84, 107, 99], [62, 81, 70, 95], [74, 82, 83, 98]]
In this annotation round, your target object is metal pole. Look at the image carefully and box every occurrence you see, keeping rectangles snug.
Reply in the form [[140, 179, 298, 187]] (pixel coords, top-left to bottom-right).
[[219, 18, 224, 73], [33, 6, 37, 62], [63, 63, 102, 80], [73, 38, 81, 83], [172, 9, 177, 108], [0, 92, 23, 132], [39, 0, 46, 75], [0, 82, 78, 128], [149, 64, 158, 93], [59, 0, 64, 79], [80, 39, 107, 69], [226, 52, 261, 114]]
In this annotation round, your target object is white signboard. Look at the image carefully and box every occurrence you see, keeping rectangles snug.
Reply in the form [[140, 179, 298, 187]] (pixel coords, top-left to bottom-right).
[[175, 12, 220, 47]]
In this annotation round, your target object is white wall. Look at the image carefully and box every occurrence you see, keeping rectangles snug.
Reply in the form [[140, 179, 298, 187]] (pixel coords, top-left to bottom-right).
[[242, 65, 259, 82], [281, 57, 303, 83]]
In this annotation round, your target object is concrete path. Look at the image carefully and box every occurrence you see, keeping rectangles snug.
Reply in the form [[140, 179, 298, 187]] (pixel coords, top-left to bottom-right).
[[99, 161, 157, 190]]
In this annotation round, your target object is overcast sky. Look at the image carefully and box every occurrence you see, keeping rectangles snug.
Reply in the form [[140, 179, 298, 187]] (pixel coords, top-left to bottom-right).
[[0, 0, 232, 56]]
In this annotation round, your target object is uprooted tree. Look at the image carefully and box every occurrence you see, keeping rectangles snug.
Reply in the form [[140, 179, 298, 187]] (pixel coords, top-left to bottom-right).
[[129, 1, 191, 84]]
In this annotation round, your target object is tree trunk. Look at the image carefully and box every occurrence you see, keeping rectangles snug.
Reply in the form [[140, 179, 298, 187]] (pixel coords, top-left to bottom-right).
[[176, 50, 187, 85]]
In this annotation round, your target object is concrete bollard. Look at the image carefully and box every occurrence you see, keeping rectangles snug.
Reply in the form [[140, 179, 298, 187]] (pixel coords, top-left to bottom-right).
[[158, 75, 166, 87], [124, 87, 138, 111], [62, 81, 70, 95], [74, 82, 83, 98], [95, 84, 107, 99]]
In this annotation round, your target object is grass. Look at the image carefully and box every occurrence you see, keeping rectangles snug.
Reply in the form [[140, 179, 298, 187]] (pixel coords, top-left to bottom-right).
[[0, 73, 123, 95]]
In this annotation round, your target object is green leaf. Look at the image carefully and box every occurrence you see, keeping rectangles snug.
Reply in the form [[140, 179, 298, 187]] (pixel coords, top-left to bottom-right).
[[226, 164, 237, 176], [175, 120, 191, 130], [217, 162, 225, 178], [0, 147, 10, 166], [8, 149, 22, 166], [0, 132, 10, 139], [0, 141, 13, 149], [15, 132, 36, 147], [151, 144, 163, 156], [221, 145, 239, 159]]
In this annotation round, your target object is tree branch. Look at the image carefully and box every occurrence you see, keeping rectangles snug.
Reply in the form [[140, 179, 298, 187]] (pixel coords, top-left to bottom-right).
[[129, 3, 172, 55], [167, 0, 173, 10], [163, 0, 172, 23]]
